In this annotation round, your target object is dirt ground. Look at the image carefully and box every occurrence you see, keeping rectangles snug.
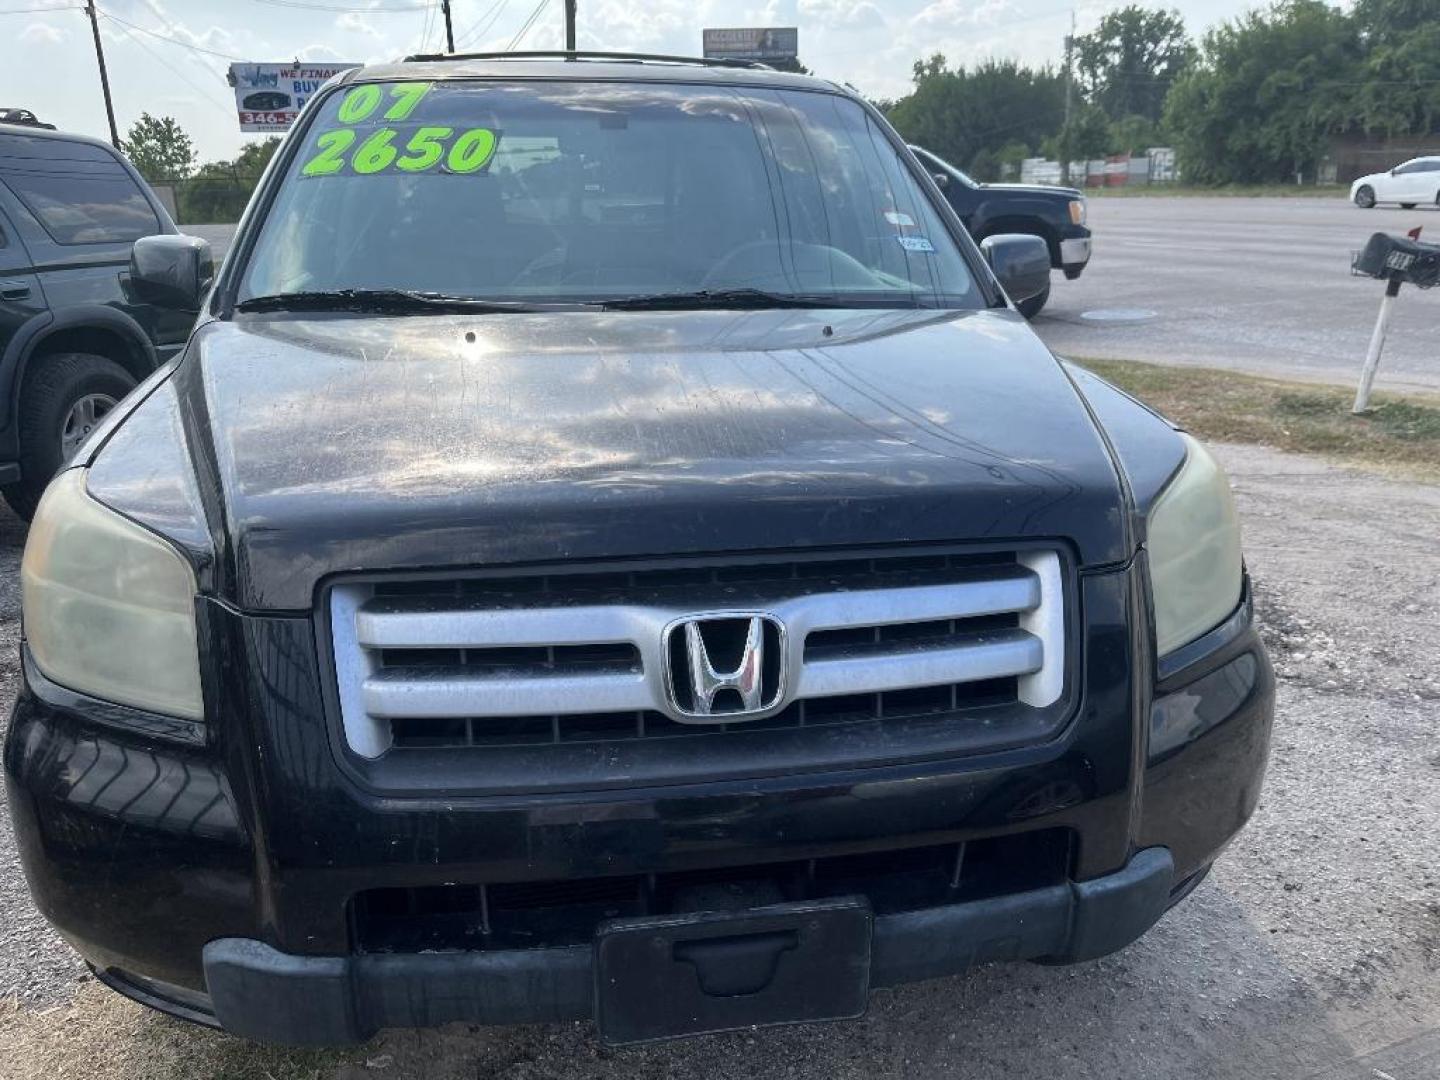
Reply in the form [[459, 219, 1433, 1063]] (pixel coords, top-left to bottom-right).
[[2, 441, 1439, 1080]]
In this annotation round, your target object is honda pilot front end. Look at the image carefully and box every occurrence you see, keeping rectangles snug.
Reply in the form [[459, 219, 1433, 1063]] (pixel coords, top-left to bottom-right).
[[3, 55, 1272, 1045]]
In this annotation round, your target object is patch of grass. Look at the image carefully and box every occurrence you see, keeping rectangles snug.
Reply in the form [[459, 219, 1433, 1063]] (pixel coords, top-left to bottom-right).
[[1088, 184, 1347, 198], [0, 984, 359, 1080], [1077, 357, 1440, 482]]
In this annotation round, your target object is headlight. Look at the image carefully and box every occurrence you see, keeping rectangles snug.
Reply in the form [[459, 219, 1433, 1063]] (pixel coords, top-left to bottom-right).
[[22, 469, 203, 720], [1146, 434, 1243, 656], [1068, 199, 1086, 226]]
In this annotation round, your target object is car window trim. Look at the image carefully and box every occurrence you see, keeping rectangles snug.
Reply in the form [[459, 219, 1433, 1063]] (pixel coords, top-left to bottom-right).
[[214, 74, 1004, 319]]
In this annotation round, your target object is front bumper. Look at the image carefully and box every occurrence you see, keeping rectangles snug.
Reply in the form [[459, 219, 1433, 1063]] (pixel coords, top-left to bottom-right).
[[1059, 235, 1091, 275], [196, 847, 1176, 1045], [4, 568, 1273, 1044]]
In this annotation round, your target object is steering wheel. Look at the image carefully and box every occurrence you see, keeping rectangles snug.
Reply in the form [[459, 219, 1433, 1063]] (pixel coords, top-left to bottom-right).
[[701, 240, 882, 291]]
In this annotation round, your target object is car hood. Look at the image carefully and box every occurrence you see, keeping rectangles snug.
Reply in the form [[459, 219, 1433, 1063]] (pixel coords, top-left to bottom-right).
[[979, 183, 1084, 200], [141, 308, 1129, 610]]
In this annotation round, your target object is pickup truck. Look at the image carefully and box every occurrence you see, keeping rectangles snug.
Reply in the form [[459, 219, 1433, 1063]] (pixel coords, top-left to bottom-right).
[[5, 54, 1270, 1047], [910, 145, 1091, 317]]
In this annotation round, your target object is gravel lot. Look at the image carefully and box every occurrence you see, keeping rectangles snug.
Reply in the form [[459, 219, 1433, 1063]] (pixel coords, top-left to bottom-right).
[[2, 440, 1438, 1079]]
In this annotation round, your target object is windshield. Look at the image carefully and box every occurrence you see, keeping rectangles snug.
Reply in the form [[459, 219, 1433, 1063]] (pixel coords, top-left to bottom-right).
[[238, 79, 980, 309], [912, 147, 976, 188]]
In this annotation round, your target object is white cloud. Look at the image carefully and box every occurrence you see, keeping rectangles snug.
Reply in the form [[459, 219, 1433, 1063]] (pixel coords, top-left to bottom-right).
[[19, 22, 64, 45], [798, 0, 886, 30], [337, 12, 381, 39]]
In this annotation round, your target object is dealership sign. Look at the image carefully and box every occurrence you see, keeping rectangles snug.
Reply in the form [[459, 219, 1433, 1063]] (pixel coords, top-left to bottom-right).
[[701, 27, 798, 63], [227, 62, 360, 132]]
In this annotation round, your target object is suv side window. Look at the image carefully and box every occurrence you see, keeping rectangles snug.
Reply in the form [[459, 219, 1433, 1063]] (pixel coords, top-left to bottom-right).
[[0, 162, 158, 245]]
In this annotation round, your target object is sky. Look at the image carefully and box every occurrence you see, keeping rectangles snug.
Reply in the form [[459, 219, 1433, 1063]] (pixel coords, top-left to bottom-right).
[[3, 0, 1262, 164]]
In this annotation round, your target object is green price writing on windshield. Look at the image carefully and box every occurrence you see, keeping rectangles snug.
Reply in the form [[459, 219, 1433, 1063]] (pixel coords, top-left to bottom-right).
[[300, 125, 499, 178], [336, 81, 432, 124]]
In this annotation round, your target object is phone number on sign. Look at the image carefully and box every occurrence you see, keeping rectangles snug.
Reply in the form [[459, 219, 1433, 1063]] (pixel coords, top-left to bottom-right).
[[240, 111, 300, 126]]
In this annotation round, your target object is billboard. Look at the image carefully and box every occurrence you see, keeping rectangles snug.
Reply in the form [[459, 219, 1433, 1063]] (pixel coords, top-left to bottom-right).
[[701, 27, 798, 63], [227, 62, 360, 132]]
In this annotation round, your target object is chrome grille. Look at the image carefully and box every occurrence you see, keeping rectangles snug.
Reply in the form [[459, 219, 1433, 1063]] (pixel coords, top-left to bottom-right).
[[329, 549, 1067, 762]]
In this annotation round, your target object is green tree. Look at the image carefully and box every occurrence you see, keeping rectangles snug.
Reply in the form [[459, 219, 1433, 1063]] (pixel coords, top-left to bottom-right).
[[1108, 113, 1163, 155], [1044, 104, 1113, 166], [1163, 0, 1361, 184], [1075, 5, 1193, 124], [1350, 0, 1440, 43], [885, 55, 1064, 174], [121, 113, 196, 183], [1346, 0, 1440, 134], [235, 136, 282, 177], [175, 138, 283, 225]]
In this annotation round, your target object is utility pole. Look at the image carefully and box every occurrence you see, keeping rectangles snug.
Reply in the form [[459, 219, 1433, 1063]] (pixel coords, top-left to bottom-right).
[[84, 1, 120, 149], [565, 0, 576, 50], [1060, 10, 1074, 185], [441, 0, 454, 53]]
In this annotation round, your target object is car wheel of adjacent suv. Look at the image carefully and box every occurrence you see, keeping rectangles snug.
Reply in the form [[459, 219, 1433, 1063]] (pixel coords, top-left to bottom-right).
[[1354, 185, 1376, 208], [3, 352, 135, 520], [1017, 284, 1051, 320]]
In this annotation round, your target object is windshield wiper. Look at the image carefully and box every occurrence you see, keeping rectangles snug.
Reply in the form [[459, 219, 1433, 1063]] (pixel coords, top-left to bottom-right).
[[235, 289, 539, 314], [599, 288, 839, 311]]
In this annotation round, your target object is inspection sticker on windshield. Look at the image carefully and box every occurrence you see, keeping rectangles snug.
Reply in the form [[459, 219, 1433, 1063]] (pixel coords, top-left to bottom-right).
[[897, 235, 935, 253]]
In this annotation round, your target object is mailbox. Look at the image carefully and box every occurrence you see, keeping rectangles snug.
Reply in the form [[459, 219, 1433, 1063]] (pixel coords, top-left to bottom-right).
[[1353, 231, 1440, 289]]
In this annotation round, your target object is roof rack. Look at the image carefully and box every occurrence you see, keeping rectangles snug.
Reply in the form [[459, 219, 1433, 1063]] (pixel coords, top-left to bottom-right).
[[399, 49, 773, 70]]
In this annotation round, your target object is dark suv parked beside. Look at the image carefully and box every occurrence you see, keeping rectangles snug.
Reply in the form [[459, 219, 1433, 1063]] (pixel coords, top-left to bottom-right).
[[4, 54, 1272, 1046], [910, 145, 1091, 318], [0, 127, 193, 517]]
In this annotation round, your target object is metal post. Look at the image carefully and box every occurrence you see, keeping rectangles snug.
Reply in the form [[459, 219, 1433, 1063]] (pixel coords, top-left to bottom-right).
[[84, 1, 120, 148], [1060, 10, 1074, 185], [441, 0, 454, 53], [565, 0, 576, 50], [1353, 277, 1402, 414]]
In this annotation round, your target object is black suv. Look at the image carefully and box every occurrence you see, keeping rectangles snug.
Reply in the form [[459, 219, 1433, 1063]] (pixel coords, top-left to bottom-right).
[[4, 55, 1272, 1046], [910, 145, 1091, 318], [0, 127, 194, 517]]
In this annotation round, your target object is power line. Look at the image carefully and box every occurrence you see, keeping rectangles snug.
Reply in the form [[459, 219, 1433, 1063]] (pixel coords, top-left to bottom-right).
[[454, 0, 508, 49], [99, 10, 242, 60], [106, 16, 233, 114], [0, 4, 82, 12], [505, 0, 550, 51], [246, 0, 426, 11]]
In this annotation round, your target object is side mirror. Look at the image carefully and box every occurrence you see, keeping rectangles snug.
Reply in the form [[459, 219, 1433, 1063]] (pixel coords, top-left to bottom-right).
[[980, 234, 1051, 306], [129, 234, 213, 310], [931, 171, 950, 190]]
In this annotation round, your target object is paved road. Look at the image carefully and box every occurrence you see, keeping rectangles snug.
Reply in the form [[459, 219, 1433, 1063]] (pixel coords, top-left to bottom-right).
[[188, 197, 1440, 394], [3, 443, 1439, 1079], [188, 197, 1440, 392], [1037, 196, 1440, 392]]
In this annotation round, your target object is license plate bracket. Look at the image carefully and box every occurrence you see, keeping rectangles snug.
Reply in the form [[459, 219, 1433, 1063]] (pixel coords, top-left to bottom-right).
[[593, 896, 872, 1044]]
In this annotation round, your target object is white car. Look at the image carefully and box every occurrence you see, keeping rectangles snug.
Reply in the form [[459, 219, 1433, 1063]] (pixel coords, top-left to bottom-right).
[[1351, 157, 1440, 208]]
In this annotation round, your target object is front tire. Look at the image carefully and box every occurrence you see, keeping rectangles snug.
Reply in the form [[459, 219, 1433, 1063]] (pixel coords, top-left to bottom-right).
[[1017, 284, 1051, 320], [1354, 185, 1376, 208], [2, 353, 135, 520]]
